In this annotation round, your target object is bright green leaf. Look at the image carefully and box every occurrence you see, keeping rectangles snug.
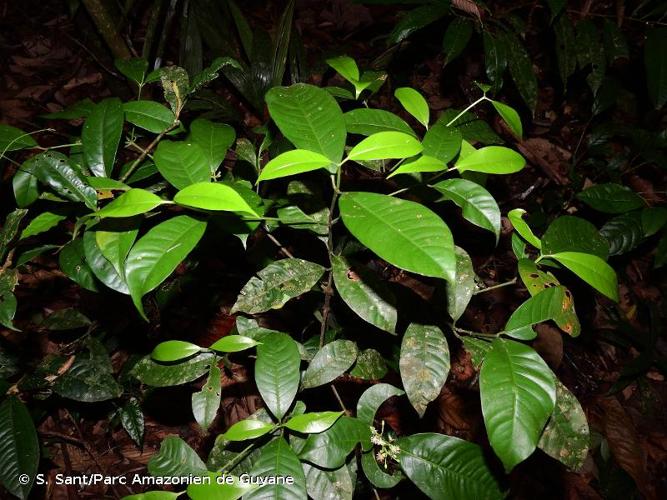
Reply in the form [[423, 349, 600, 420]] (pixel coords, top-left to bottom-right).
[[508, 208, 542, 248], [348, 131, 422, 161], [154, 141, 210, 189], [173, 182, 259, 215], [151, 340, 202, 362], [284, 411, 343, 434], [96, 189, 165, 218], [394, 87, 429, 128], [548, 251, 619, 301], [123, 101, 175, 133], [255, 332, 301, 420], [455, 146, 525, 174], [258, 149, 332, 182]]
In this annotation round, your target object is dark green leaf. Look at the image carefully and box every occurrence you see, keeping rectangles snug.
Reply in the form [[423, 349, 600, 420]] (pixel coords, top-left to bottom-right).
[[349, 348, 388, 380], [123, 101, 175, 133], [644, 27, 667, 108], [445, 246, 477, 322], [505, 32, 538, 113], [148, 436, 207, 477], [442, 18, 473, 66], [576, 20, 606, 95], [577, 183, 645, 213], [192, 363, 222, 432], [356, 383, 404, 425], [388, 4, 449, 45], [131, 353, 215, 387], [120, 397, 145, 446], [59, 238, 98, 292], [83, 231, 129, 294], [603, 20, 629, 62], [421, 120, 462, 163], [600, 212, 644, 256], [0, 397, 39, 499], [542, 215, 609, 259], [553, 14, 577, 87], [189, 118, 235, 173], [27, 152, 97, 209], [39, 308, 92, 331], [483, 31, 507, 93], [245, 438, 307, 500], [298, 416, 371, 469], [303, 463, 354, 500], [160, 66, 190, 114], [82, 98, 124, 177], [0, 124, 36, 152], [302, 340, 358, 389], [255, 332, 301, 419], [115, 58, 148, 84], [13, 161, 39, 207], [0, 209, 27, 261]]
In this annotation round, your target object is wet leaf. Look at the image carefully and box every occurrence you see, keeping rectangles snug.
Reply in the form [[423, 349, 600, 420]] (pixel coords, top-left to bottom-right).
[[600, 212, 644, 256], [26, 152, 97, 209]]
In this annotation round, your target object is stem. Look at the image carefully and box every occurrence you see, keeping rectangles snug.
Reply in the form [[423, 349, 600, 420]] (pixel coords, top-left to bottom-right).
[[474, 277, 517, 295], [120, 121, 178, 182], [320, 170, 342, 347], [219, 442, 256, 473], [445, 95, 488, 127], [266, 232, 295, 259], [330, 385, 349, 414]]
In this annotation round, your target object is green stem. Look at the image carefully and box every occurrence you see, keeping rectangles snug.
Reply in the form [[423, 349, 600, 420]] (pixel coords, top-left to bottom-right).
[[119, 121, 179, 182], [445, 95, 488, 127], [219, 442, 256, 473], [320, 170, 342, 347]]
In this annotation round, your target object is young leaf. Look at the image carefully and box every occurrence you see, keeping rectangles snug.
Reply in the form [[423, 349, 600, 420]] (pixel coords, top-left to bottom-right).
[[399, 433, 504, 500], [245, 438, 307, 500], [154, 141, 210, 189], [257, 149, 332, 182], [421, 120, 462, 164], [548, 251, 619, 301], [326, 55, 360, 82], [433, 178, 501, 241], [173, 182, 259, 216], [192, 363, 222, 432], [26, 152, 97, 209], [344, 109, 415, 137], [491, 100, 523, 138], [480, 338, 556, 471], [576, 183, 645, 214], [255, 332, 301, 420], [284, 411, 343, 434], [82, 97, 124, 177], [538, 379, 589, 471], [339, 192, 455, 282], [0, 397, 39, 499], [446, 246, 477, 322], [394, 87, 429, 128], [266, 84, 346, 162], [222, 419, 274, 441], [455, 146, 525, 174], [96, 189, 165, 218], [232, 258, 325, 314], [125, 215, 207, 318], [123, 101, 175, 133], [348, 131, 422, 161], [508, 208, 542, 248], [209, 335, 259, 353], [152, 340, 202, 362], [443, 18, 473, 66], [331, 255, 397, 333], [20, 211, 66, 240], [302, 340, 358, 389], [189, 118, 236, 173], [542, 215, 609, 259], [400, 324, 450, 417], [388, 155, 446, 178]]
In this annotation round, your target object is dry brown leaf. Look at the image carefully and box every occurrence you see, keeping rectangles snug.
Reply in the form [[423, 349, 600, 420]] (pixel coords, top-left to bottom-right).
[[517, 138, 572, 185]]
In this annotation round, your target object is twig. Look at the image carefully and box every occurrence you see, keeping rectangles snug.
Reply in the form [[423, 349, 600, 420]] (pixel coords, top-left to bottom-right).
[[119, 122, 178, 182], [330, 385, 349, 415], [265, 232, 295, 259], [474, 277, 517, 294]]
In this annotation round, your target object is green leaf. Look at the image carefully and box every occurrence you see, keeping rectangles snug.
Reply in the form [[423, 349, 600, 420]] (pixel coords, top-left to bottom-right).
[[356, 383, 404, 425], [209, 335, 259, 353], [115, 58, 148, 84], [400, 323, 450, 417], [554, 14, 577, 87], [0, 124, 36, 152], [0, 209, 27, 262], [192, 363, 222, 432], [160, 66, 189, 114], [439, 109, 502, 145], [331, 255, 397, 333], [433, 178, 501, 241], [189, 57, 241, 94], [82, 97, 124, 177], [96, 225, 138, 276], [327, 56, 370, 97], [82, 231, 129, 294], [42, 99, 95, 120], [504, 286, 575, 340], [600, 213, 645, 255], [96, 189, 165, 218], [446, 246, 477, 322], [339, 192, 455, 282], [266, 83, 346, 163], [123, 101, 175, 133], [39, 307, 91, 331], [86, 177, 130, 191], [232, 258, 325, 314], [394, 87, 429, 128], [255, 332, 301, 419], [119, 397, 144, 447], [548, 251, 619, 301], [538, 379, 589, 471], [480, 338, 556, 471], [302, 340, 358, 389], [152, 340, 202, 362], [15, 245, 57, 267], [542, 215, 609, 259], [298, 416, 371, 469], [173, 182, 259, 215], [0, 270, 18, 331], [59, 238, 98, 292], [344, 108, 415, 136], [462, 337, 491, 370], [0, 397, 39, 499], [576, 20, 606, 95], [455, 146, 525, 174], [131, 353, 215, 387], [348, 131, 422, 161], [154, 140, 211, 189], [349, 348, 388, 380], [124, 492, 179, 500], [388, 4, 449, 45], [189, 118, 236, 173], [399, 433, 504, 500], [645, 28, 667, 108], [20, 211, 66, 239], [442, 18, 473, 66], [303, 463, 354, 500], [361, 450, 402, 489], [148, 436, 207, 477], [483, 31, 508, 93], [258, 149, 332, 182], [245, 438, 307, 500], [13, 161, 39, 207], [285, 411, 343, 434], [222, 418, 274, 441], [125, 215, 207, 318], [388, 155, 446, 178], [26, 152, 97, 209], [491, 100, 523, 138], [421, 120, 462, 163], [508, 208, 541, 248], [505, 32, 538, 113], [641, 207, 667, 237], [577, 183, 645, 213]]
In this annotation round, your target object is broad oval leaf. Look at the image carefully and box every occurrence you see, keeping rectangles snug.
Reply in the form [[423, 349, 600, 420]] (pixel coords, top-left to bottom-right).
[[173, 182, 258, 215], [255, 332, 301, 419], [192, 364, 222, 432], [222, 418, 274, 441], [344, 108, 415, 136], [304, 463, 354, 500], [26, 152, 97, 209], [209, 335, 259, 353], [480, 338, 556, 471], [258, 149, 332, 182], [96, 189, 165, 218], [115, 57, 148, 84], [421, 121, 462, 164], [125, 215, 207, 318], [189, 118, 235, 173], [284, 411, 343, 434], [508, 208, 542, 249], [394, 87, 429, 128], [0, 397, 39, 499], [388, 155, 446, 178], [491, 100, 523, 138], [148, 435, 207, 477], [548, 251, 618, 301], [302, 340, 358, 389], [349, 348, 388, 380], [232, 258, 325, 314], [131, 353, 214, 387], [456, 146, 525, 174], [542, 215, 609, 259], [400, 324, 450, 417], [151, 340, 202, 362], [398, 433, 504, 500], [339, 192, 455, 282], [245, 438, 307, 500], [504, 286, 576, 340], [433, 178, 501, 241], [123, 100, 175, 133], [0, 124, 36, 152], [348, 131, 422, 161], [82, 231, 128, 294], [154, 140, 210, 189], [82, 97, 124, 177], [361, 450, 402, 489], [356, 383, 404, 425], [443, 18, 473, 66], [119, 397, 144, 447], [298, 416, 371, 469], [266, 83, 346, 162], [576, 183, 645, 214], [331, 255, 397, 333]]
